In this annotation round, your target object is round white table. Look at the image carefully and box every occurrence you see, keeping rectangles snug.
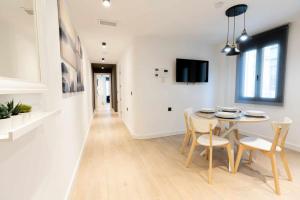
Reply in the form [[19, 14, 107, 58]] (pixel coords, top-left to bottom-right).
[[198, 114, 270, 171]]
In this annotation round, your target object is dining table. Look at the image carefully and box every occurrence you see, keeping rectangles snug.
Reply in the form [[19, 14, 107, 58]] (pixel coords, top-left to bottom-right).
[[197, 112, 270, 172]]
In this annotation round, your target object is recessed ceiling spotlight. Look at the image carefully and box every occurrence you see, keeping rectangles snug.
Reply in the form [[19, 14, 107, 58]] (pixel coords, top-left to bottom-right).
[[102, 42, 106, 48], [102, 0, 111, 8], [214, 1, 225, 8]]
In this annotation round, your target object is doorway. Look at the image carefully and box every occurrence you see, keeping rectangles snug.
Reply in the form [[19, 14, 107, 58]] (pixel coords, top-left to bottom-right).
[[94, 73, 111, 111], [92, 63, 118, 112]]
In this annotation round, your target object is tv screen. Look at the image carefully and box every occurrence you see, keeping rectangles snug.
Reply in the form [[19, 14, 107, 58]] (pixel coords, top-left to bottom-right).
[[176, 58, 209, 82]]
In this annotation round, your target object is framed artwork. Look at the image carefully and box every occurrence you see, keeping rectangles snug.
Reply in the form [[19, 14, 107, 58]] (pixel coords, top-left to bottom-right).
[[58, 0, 84, 93]]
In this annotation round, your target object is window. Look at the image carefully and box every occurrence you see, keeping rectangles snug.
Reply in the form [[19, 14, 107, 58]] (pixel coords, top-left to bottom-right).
[[235, 25, 289, 105]]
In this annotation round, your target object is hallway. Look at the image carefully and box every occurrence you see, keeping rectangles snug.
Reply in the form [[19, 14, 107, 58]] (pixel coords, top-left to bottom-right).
[[70, 112, 300, 200]]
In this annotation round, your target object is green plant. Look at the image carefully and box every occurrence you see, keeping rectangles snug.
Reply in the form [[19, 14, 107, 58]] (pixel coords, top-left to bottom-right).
[[6, 100, 14, 113], [12, 103, 22, 116], [0, 104, 10, 119], [19, 104, 32, 113], [6, 100, 22, 116]]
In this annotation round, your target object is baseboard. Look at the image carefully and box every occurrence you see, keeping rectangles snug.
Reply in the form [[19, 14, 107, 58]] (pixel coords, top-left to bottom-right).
[[240, 130, 300, 152], [64, 113, 94, 200], [131, 130, 185, 139]]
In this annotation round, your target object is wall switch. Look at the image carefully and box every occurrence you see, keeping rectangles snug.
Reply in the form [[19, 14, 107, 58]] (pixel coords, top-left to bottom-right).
[[168, 107, 172, 111]]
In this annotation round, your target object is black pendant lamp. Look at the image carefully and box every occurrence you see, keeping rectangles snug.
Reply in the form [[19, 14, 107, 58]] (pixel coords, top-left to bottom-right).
[[227, 15, 240, 56], [221, 17, 231, 53], [222, 4, 248, 56]]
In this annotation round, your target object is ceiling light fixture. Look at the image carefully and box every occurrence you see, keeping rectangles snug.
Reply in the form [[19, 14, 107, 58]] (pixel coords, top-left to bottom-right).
[[102, 0, 111, 8], [221, 17, 231, 53], [102, 42, 106, 48], [227, 15, 240, 56], [222, 4, 248, 56], [238, 13, 249, 42]]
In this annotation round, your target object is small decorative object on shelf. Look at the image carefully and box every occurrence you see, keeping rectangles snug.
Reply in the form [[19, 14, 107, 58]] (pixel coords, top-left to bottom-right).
[[0, 104, 12, 134], [7, 100, 23, 126], [19, 104, 32, 113], [19, 104, 32, 122], [7, 100, 21, 116]]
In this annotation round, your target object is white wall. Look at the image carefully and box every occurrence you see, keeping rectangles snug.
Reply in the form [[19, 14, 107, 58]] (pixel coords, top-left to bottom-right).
[[215, 19, 300, 151], [118, 45, 136, 133], [0, 0, 93, 199], [118, 37, 218, 138], [0, 2, 40, 82]]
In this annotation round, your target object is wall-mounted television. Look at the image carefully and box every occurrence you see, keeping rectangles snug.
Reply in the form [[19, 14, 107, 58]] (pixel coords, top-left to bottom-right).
[[176, 58, 209, 83]]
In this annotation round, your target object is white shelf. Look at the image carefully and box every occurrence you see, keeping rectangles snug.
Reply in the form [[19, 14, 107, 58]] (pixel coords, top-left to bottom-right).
[[0, 77, 47, 95], [0, 110, 60, 141]]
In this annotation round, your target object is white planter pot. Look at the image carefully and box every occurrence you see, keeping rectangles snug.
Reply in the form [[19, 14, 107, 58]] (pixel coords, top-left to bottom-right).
[[20, 112, 31, 123], [12, 115, 23, 127], [0, 118, 12, 134]]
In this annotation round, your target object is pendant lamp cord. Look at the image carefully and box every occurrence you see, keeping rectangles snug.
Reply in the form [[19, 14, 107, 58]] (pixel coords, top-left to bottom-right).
[[233, 14, 236, 44], [243, 13, 246, 30], [226, 17, 229, 43]]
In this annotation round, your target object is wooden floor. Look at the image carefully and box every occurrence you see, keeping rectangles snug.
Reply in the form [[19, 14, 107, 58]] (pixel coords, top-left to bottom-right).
[[70, 111, 300, 200]]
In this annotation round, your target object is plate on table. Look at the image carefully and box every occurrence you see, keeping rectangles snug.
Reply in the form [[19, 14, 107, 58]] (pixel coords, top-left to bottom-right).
[[198, 108, 216, 114], [219, 106, 240, 113], [244, 110, 266, 118], [215, 112, 240, 119]]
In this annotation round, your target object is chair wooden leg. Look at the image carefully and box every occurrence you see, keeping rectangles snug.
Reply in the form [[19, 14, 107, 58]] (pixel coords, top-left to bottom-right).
[[185, 141, 197, 167], [234, 145, 244, 173], [214, 127, 221, 136], [186, 134, 192, 147], [180, 132, 190, 154], [249, 150, 253, 163], [270, 154, 280, 195], [280, 150, 292, 181], [234, 129, 240, 140], [206, 147, 209, 160], [226, 144, 234, 173], [208, 147, 213, 184]]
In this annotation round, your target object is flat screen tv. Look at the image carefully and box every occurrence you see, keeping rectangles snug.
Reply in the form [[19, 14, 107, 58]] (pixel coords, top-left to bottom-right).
[[176, 58, 209, 83]]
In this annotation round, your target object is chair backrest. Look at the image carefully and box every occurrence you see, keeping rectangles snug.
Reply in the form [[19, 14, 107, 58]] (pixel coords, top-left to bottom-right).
[[184, 108, 194, 132], [271, 117, 292, 152], [190, 115, 218, 146]]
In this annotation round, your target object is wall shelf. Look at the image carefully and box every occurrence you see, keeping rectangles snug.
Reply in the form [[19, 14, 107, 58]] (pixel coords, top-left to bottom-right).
[[0, 77, 47, 95], [0, 110, 60, 142]]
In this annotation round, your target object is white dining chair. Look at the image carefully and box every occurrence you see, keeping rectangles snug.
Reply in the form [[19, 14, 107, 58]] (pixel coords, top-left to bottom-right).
[[180, 108, 194, 153], [234, 117, 293, 195], [185, 115, 234, 184], [180, 108, 221, 154]]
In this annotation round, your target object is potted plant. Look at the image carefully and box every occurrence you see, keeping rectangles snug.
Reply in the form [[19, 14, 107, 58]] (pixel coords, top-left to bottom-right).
[[19, 104, 32, 122], [0, 104, 12, 134], [7, 100, 23, 126]]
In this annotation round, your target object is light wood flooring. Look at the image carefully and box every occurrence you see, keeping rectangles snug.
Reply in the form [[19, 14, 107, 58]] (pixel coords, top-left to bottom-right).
[[69, 111, 300, 200]]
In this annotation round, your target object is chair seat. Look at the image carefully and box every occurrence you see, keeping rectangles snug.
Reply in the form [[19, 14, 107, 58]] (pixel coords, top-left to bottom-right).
[[240, 136, 282, 152], [197, 134, 229, 146]]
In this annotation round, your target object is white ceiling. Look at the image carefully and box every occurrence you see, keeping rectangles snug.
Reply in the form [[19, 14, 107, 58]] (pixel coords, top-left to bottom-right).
[[66, 0, 300, 64]]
